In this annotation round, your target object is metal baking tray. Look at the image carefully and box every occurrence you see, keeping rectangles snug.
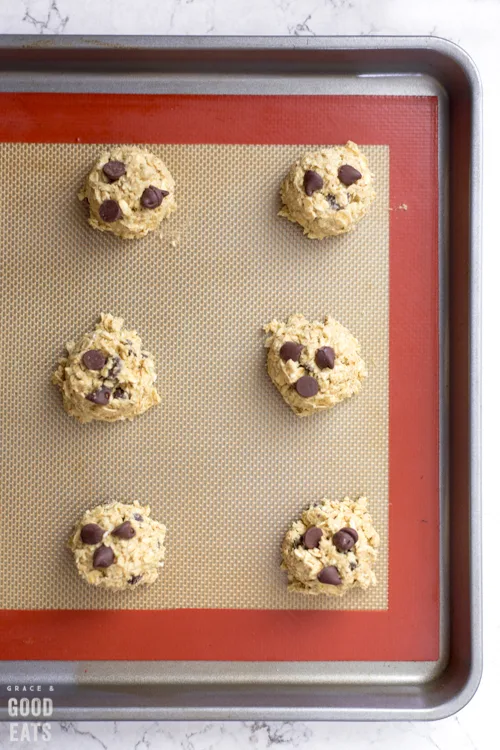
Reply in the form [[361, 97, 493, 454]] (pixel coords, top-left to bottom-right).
[[0, 35, 481, 721]]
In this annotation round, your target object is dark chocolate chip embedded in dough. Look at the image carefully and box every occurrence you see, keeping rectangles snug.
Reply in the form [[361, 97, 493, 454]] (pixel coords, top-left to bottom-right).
[[111, 521, 136, 540], [295, 375, 319, 398], [332, 529, 356, 552], [279, 341, 303, 363], [80, 523, 104, 545], [102, 160, 126, 183], [128, 575, 143, 585], [140, 185, 168, 209], [86, 386, 112, 405], [108, 356, 122, 378], [317, 565, 342, 585], [133, 514, 143, 522], [326, 194, 341, 210], [93, 545, 115, 569], [350, 561, 358, 570], [302, 527, 323, 549], [338, 164, 362, 186], [315, 346, 335, 370], [303, 170, 323, 196], [342, 527, 359, 544], [82, 350, 107, 371], [113, 387, 127, 400], [99, 199, 122, 223]]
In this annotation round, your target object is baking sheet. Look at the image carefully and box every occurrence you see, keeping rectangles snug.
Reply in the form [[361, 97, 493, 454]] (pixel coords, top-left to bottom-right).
[[0, 34, 481, 720], [0, 142, 388, 611]]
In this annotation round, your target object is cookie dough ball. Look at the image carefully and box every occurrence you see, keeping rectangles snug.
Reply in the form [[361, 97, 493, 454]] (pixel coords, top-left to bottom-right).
[[281, 497, 379, 596], [69, 502, 166, 589], [52, 313, 161, 423], [279, 141, 375, 239], [264, 314, 367, 416], [79, 146, 176, 240]]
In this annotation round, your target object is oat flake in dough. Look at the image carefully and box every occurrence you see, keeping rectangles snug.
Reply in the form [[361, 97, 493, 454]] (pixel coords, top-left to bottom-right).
[[279, 141, 375, 239], [69, 502, 166, 590], [281, 497, 379, 596], [264, 314, 367, 416], [52, 313, 161, 423], [79, 146, 176, 240]]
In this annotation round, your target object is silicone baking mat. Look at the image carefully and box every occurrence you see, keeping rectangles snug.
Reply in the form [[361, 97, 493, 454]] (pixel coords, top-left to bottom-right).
[[0, 141, 388, 611], [0, 94, 439, 661]]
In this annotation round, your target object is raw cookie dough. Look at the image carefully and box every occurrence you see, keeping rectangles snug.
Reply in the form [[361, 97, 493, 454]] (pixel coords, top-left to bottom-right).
[[52, 313, 161, 423], [281, 497, 379, 596], [279, 141, 375, 239], [264, 314, 367, 416], [69, 501, 166, 589], [79, 146, 176, 240]]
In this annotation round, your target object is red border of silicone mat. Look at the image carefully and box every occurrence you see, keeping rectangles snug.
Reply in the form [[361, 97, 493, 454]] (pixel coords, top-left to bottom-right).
[[0, 94, 439, 661]]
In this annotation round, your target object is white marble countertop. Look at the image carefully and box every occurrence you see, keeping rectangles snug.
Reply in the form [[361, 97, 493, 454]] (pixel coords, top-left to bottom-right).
[[0, 0, 494, 748]]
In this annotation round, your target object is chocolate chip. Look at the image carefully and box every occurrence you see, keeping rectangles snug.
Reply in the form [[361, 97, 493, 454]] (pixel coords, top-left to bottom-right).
[[342, 527, 359, 544], [133, 514, 143, 522], [113, 387, 127, 399], [326, 194, 341, 210], [317, 566, 342, 586], [295, 376, 319, 398], [279, 341, 303, 363], [302, 527, 323, 549], [350, 562, 358, 570], [108, 356, 122, 378], [102, 160, 126, 183], [303, 170, 323, 196], [332, 529, 356, 552], [315, 346, 335, 369], [111, 521, 135, 540], [82, 350, 107, 371], [86, 386, 112, 405], [128, 575, 142, 585], [338, 164, 362, 186], [93, 545, 115, 569], [99, 199, 122, 223], [140, 186, 168, 209], [80, 523, 104, 545]]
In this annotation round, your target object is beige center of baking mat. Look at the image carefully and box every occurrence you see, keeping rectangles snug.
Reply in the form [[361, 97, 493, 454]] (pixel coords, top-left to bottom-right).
[[0, 143, 388, 611]]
